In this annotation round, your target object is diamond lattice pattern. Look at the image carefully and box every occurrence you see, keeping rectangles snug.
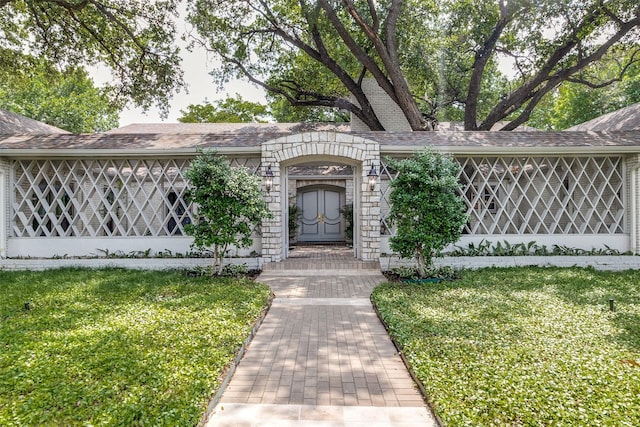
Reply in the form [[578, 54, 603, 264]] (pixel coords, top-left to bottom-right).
[[12, 157, 261, 238], [380, 156, 625, 236]]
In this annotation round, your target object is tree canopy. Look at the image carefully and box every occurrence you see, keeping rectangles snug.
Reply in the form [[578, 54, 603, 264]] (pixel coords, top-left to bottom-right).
[[1, 0, 184, 115], [529, 48, 640, 129], [186, 0, 640, 130], [178, 95, 269, 123], [0, 59, 119, 133], [179, 94, 349, 123]]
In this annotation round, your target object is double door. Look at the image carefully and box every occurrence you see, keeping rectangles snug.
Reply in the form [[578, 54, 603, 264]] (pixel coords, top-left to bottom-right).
[[297, 188, 344, 242]]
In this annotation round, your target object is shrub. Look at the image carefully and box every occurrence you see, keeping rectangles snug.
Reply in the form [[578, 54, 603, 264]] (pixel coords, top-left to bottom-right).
[[388, 148, 468, 277], [185, 150, 270, 275]]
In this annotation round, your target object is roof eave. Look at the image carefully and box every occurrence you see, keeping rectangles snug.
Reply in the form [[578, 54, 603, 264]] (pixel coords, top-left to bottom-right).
[[0, 146, 262, 158], [381, 144, 640, 156]]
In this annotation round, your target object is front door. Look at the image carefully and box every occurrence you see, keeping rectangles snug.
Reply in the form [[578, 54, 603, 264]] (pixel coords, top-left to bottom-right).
[[297, 187, 344, 242]]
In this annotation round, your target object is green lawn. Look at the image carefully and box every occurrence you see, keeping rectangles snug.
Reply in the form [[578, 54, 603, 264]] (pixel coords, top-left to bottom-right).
[[372, 267, 640, 426], [0, 268, 271, 426]]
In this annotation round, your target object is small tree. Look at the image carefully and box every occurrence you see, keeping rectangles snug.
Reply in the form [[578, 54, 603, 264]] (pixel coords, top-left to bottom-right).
[[185, 150, 270, 275], [388, 149, 468, 277]]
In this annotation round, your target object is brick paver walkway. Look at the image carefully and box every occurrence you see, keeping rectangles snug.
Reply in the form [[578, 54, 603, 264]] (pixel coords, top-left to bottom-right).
[[205, 245, 437, 426]]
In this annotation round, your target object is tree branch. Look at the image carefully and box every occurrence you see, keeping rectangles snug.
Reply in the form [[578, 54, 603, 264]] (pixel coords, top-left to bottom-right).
[[566, 49, 640, 88], [340, 0, 428, 129], [480, 4, 640, 130], [218, 52, 380, 127], [317, 0, 392, 93], [464, 0, 509, 130]]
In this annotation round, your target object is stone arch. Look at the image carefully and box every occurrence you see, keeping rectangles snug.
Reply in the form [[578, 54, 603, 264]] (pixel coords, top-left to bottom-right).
[[261, 132, 380, 263]]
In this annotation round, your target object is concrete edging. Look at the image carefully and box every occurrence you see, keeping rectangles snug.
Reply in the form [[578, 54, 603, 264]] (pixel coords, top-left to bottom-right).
[[4, 255, 640, 272], [380, 255, 640, 271], [0, 257, 264, 271]]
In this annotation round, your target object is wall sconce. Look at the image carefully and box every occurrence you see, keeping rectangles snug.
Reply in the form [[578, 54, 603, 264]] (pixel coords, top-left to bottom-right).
[[264, 166, 274, 192], [367, 164, 378, 191]]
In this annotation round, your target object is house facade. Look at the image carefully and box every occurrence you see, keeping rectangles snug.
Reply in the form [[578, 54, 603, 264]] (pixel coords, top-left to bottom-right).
[[1, 121, 640, 265]]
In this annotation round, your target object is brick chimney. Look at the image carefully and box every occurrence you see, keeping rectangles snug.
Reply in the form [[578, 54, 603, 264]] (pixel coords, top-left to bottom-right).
[[350, 79, 412, 131]]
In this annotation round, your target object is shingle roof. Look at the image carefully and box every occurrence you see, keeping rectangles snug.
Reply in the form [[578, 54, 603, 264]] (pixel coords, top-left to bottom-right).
[[0, 109, 70, 134], [0, 132, 266, 150], [566, 103, 640, 131], [365, 130, 640, 149], [107, 122, 350, 134], [435, 121, 538, 131], [1, 130, 639, 153], [109, 121, 537, 133]]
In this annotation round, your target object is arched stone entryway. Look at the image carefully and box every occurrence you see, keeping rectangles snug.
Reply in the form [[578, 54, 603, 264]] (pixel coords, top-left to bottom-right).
[[261, 132, 380, 263]]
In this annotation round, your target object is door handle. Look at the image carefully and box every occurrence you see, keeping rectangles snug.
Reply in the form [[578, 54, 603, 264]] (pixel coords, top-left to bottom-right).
[[318, 213, 325, 224]]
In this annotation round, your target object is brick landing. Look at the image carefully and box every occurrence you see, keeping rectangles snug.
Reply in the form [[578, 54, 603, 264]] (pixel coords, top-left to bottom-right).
[[205, 245, 437, 426]]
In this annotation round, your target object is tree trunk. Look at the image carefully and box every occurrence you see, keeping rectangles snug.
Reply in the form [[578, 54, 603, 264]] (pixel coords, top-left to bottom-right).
[[212, 246, 225, 276]]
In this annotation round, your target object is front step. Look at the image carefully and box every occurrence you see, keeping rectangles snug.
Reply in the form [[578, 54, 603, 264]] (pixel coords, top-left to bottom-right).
[[262, 259, 381, 271]]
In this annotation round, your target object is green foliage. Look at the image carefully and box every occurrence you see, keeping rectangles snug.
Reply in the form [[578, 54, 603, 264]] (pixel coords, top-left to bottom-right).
[[0, 268, 271, 426], [184, 150, 270, 275], [178, 94, 269, 123], [0, 0, 183, 115], [372, 267, 640, 426], [389, 265, 458, 281], [288, 204, 302, 241], [449, 239, 629, 257], [0, 60, 119, 133], [339, 203, 354, 242], [220, 263, 249, 278], [388, 149, 468, 277], [529, 48, 640, 130], [268, 95, 349, 123]]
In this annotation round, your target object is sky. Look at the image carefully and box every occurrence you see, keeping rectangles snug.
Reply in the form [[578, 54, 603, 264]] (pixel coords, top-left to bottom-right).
[[91, 10, 266, 127], [119, 52, 266, 126]]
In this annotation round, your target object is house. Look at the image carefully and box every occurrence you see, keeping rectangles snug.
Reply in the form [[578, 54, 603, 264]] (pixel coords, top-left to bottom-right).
[[1, 95, 639, 265]]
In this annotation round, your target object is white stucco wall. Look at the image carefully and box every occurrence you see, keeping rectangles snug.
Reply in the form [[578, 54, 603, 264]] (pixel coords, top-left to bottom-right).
[[0, 158, 8, 258]]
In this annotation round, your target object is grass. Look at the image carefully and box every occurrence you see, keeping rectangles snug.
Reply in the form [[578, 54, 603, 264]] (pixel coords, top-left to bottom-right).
[[372, 267, 640, 426], [0, 268, 271, 426]]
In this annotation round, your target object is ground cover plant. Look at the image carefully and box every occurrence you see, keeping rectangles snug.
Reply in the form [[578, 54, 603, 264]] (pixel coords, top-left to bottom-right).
[[372, 267, 640, 426], [0, 268, 271, 426]]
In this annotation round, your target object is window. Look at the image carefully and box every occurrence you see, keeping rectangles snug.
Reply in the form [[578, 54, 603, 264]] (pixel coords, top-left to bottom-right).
[[481, 183, 499, 213], [31, 180, 74, 236], [167, 191, 190, 235]]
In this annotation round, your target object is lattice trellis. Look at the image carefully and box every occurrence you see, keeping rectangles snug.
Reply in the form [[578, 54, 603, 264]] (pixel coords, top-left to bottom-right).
[[11, 157, 262, 238], [380, 155, 625, 236]]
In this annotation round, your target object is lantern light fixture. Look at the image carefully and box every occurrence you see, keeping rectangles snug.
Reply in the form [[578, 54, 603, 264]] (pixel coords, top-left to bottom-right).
[[264, 166, 274, 192], [367, 164, 378, 191]]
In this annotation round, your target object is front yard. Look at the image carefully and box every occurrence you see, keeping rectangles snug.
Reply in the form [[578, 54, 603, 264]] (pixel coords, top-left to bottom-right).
[[0, 268, 271, 426], [372, 267, 640, 426]]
